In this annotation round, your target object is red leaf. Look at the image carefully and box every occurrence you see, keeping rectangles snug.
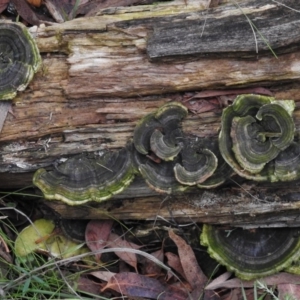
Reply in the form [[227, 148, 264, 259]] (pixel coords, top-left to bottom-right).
[[10, 0, 41, 25], [85, 220, 113, 261], [102, 272, 187, 300], [205, 272, 300, 290], [169, 230, 207, 297], [165, 252, 186, 279], [107, 233, 142, 272], [278, 283, 300, 300], [141, 248, 164, 275], [76, 276, 100, 295], [0, 0, 9, 14]]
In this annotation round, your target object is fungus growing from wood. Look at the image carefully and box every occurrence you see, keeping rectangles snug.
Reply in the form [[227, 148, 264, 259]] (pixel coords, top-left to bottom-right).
[[133, 113, 160, 155], [138, 159, 188, 194], [150, 129, 182, 161], [174, 142, 218, 186], [133, 102, 187, 156], [200, 224, 300, 280], [219, 94, 296, 181], [33, 148, 135, 205], [274, 141, 300, 181], [0, 21, 41, 100]]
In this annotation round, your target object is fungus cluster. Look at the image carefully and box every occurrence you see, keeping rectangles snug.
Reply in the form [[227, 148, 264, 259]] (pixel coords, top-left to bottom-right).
[[133, 102, 231, 193], [219, 94, 300, 181], [33, 95, 300, 205], [34, 102, 234, 204], [0, 21, 41, 100]]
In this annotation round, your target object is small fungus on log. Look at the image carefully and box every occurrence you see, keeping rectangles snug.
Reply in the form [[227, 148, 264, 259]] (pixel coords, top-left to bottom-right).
[[200, 224, 300, 280], [0, 21, 41, 100], [33, 148, 135, 205], [219, 94, 296, 181]]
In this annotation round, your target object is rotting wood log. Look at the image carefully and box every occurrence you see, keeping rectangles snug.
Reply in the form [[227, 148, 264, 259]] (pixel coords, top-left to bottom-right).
[[2, 0, 300, 226], [41, 177, 300, 228]]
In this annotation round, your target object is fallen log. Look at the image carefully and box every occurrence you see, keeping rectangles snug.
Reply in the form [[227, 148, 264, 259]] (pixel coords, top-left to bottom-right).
[[2, 0, 300, 226]]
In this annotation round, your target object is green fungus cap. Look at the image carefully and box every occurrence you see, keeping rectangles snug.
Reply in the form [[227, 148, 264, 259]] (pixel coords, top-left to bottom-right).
[[219, 94, 296, 182], [174, 146, 217, 186], [33, 148, 135, 205], [200, 224, 300, 280], [0, 21, 41, 100]]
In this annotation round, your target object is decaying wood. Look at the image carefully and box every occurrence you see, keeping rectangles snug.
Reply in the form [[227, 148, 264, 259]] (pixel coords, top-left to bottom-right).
[[42, 177, 300, 228], [2, 0, 300, 225]]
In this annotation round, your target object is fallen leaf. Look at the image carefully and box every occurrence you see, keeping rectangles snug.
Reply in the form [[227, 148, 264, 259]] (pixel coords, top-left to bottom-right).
[[141, 248, 164, 275], [10, 0, 41, 25], [90, 271, 116, 282], [205, 272, 300, 290], [165, 251, 186, 280], [169, 230, 207, 298], [107, 233, 142, 272], [102, 272, 188, 300], [85, 220, 113, 261], [0, 0, 9, 14], [278, 283, 300, 300], [76, 276, 100, 296], [203, 289, 221, 300], [204, 272, 232, 290]]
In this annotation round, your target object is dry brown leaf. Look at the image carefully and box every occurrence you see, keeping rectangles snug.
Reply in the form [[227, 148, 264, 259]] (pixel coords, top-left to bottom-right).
[[0, 0, 9, 14], [107, 233, 142, 272], [10, 0, 41, 25], [278, 283, 300, 300], [85, 219, 113, 261], [205, 272, 232, 290], [102, 272, 188, 300], [203, 289, 221, 300], [141, 248, 164, 276], [165, 251, 186, 279], [206, 272, 300, 290], [76, 276, 101, 295], [80, 0, 157, 17], [169, 230, 207, 297], [90, 271, 116, 282]]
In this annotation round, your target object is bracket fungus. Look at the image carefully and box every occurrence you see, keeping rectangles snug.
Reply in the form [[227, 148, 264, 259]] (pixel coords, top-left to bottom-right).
[[139, 159, 188, 194], [133, 102, 187, 156], [174, 141, 218, 186], [33, 96, 299, 204], [0, 21, 41, 100], [150, 129, 182, 161], [33, 148, 135, 205], [201, 224, 300, 280], [219, 94, 296, 181]]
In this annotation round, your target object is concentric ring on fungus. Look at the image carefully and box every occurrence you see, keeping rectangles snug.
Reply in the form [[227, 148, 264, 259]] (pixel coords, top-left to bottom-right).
[[0, 21, 41, 100]]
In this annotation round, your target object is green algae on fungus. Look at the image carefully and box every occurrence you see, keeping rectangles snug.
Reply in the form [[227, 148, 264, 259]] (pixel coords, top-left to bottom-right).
[[133, 102, 187, 156], [219, 94, 296, 181], [150, 129, 182, 161], [200, 224, 300, 280], [0, 21, 41, 100], [139, 159, 188, 194], [174, 144, 218, 186], [33, 148, 135, 205]]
